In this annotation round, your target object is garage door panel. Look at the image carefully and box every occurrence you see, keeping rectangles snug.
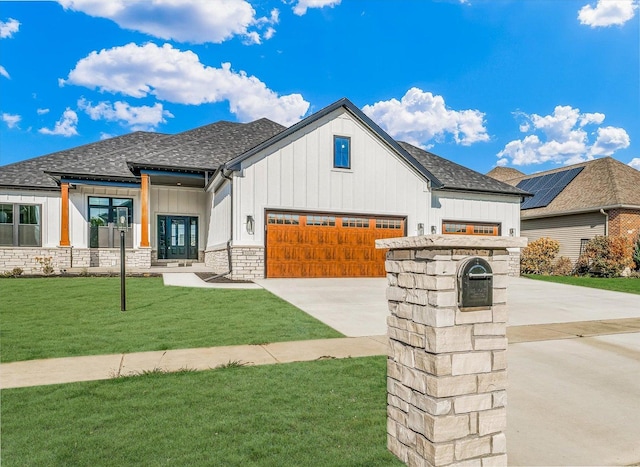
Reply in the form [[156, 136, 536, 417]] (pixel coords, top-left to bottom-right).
[[266, 212, 404, 278]]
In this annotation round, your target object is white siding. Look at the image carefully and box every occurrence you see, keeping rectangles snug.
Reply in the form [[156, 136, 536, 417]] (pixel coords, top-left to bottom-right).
[[522, 212, 606, 261], [432, 191, 521, 236], [207, 180, 232, 249], [151, 186, 208, 250], [234, 108, 431, 246], [0, 190, 60, 247]]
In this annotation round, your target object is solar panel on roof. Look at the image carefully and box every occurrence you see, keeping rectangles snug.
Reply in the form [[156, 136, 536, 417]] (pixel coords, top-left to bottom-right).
[[516, 167, 583, 210]]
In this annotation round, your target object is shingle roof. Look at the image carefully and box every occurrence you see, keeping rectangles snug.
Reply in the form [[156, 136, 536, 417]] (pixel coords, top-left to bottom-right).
[[485, 166, 525, 183], [398, 142, 528, 196], [126, 118, 286, 171], [0, 132, 166, 190], [491, 157, 640, 218]]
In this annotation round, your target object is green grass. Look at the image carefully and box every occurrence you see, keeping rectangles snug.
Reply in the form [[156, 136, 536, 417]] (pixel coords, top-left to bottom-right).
[[0, 277, 342, 363], [1, 356, 401, 467], [523, 274, 640, 295]]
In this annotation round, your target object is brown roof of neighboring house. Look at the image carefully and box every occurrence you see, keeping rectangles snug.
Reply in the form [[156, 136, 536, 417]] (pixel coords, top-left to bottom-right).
[[485, 166, 525, 183], [487, 157, 640, 219]]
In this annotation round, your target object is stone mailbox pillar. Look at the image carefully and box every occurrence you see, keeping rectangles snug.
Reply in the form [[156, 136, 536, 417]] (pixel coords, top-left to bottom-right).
[[375, 235, 527, 467]]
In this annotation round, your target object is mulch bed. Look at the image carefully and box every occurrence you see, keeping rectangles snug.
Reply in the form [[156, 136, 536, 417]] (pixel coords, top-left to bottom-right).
[[194, 272, 253, 284]]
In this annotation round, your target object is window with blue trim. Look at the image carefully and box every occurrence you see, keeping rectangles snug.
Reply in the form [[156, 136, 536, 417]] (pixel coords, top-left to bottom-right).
[[334, 136, 351, 169]]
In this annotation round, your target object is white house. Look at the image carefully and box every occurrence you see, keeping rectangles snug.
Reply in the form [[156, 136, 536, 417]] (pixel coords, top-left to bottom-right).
[[0, 98, 526, 277]]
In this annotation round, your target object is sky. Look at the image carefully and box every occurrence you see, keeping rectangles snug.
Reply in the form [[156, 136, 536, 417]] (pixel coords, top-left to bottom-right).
[[0, 0, 639, 176]]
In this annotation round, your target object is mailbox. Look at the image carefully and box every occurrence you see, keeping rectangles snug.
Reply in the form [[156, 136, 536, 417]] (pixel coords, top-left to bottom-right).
[[458, 257, 493, 310]]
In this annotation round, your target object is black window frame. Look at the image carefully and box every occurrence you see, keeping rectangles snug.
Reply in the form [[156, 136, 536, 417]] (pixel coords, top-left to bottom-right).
[[88, 196, 133, 248], [333, 135, 351, 169]]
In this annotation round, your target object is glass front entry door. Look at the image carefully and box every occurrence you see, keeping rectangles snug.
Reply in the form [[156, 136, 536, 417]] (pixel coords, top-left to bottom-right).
[[157, 215, 198, 260]]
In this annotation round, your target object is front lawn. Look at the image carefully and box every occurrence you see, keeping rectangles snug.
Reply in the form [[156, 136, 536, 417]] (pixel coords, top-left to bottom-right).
[[523, 274, 640, 295], [0, 277, 342, 363], [1, 356, 401, 466]]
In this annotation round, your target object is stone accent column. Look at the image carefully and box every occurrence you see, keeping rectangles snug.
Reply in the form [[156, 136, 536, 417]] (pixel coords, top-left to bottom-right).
[[376, 235, 527, 467]]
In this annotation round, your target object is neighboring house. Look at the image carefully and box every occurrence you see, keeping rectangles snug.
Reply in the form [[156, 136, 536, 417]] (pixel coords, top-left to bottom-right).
[[487, 157, 640, 263], [1, 98, 526, 278]]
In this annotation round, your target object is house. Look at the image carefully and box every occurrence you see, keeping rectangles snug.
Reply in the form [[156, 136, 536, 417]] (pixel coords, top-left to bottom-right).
[[487, 157, 640, 262], [1, 98, 526, 278]]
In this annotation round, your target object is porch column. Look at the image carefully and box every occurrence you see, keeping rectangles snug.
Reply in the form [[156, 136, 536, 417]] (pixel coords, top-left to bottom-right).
[[140, 173, 150, 248], [60, 182, 70, 247]]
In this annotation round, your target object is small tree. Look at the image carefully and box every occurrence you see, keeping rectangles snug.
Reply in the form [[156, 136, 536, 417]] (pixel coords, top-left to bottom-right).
[[632, 235, 640, 271], [575, 235, 634, 277], [521, 237, 560, 275]]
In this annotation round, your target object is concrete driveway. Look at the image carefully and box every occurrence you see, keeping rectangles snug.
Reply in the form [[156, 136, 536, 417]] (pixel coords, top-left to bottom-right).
[[256, 276, 640, 466]]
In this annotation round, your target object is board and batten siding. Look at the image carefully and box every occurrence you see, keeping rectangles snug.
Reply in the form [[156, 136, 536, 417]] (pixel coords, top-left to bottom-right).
[[432, 191, 522, 236], [0, 190, 61, 247], [233, 108, 431, 246], [521, 211, 606, 261], [150, 186, 208, 250], [207, 180, 232, 249]]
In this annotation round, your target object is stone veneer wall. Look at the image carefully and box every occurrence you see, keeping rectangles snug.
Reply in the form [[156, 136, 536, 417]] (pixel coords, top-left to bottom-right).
[[0, 247, 151, 273], [376, 235, 527, 467], [507, 249, 521, 277], [204, 245, 264, 279]]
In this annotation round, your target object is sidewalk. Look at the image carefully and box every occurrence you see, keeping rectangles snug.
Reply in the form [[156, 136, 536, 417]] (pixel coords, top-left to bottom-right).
[[2, 318, 639, 390]]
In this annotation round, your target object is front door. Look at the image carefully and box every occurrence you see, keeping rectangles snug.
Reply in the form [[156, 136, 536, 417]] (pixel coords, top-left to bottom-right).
[[157, 215, 198, 260]]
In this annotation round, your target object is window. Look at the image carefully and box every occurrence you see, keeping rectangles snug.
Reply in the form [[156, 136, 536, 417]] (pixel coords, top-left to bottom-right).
[[306, 215, 336, 226], [342, 217, 369, 228], [0, 204, 41, 246], [334, 136, 351, 169], [267, 213, 300, 225], [376, 218, 403, 230], [442, 222, 499, 236], [88, 197, 133, 248]]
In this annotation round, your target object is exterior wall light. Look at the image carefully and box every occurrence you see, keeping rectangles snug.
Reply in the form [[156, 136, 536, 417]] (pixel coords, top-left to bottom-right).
[[509, 228, 516, 236], [430, 225, 437, 235], [246, 215, 255, 235], [417, 223, 424, 236]]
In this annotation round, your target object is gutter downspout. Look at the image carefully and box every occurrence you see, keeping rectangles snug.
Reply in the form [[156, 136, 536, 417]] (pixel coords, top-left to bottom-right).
[[600, 208, 608, 236], [203, 169, 234, 282]]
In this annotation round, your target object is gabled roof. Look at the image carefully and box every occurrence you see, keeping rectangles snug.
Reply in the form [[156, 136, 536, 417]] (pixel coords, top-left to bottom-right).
[[126, 118, 286, 173], [398, 142, 527, 196], [0, 132, 166, 190], [490, 157, 640, 218], [485, 166, 525, 184]]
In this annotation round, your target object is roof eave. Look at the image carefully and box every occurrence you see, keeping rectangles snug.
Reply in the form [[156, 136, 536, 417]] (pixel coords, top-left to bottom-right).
[[521, 204, 640, 220]]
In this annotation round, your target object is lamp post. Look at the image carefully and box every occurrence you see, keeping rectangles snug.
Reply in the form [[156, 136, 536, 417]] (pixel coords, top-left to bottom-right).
[[116, 207, 128, 312]]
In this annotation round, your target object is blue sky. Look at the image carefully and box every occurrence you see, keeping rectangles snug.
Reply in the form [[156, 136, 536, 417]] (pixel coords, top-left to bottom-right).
[[1, 0, 638, 175]]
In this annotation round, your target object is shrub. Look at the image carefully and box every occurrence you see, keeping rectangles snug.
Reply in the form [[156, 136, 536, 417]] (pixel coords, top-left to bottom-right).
[[575, 235, 634, 277], [633, 235, 640, 271], [2, 267, 23, 278], [521, 237, 560, 275], [552, 256, 574, 276]]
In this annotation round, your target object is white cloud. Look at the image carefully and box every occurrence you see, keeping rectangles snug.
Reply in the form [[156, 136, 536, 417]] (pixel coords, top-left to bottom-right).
[[293, 0, 341, 16], [61, 42, 309, 126], [629, 158, 640, 170], [497, 105, 631, 166], [2, 113, 21, 129], [0, 18, 20, 38], [0, 65, 9, 79], [362, 87, 490, 148], [39, 108, 79, 136], [56, 0, 278, 44], [37, 108, 50, 115], [578, 0, 638, 27], [78, 98, 173, 131]]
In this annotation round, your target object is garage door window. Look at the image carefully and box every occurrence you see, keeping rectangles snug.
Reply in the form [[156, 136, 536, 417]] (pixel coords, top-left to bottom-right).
[[443, 222, 499, 236], [376, 218, 403, 230], [342, 217, 369, 228], [307, 215, 336, 226], [268, 213, 300, 225]]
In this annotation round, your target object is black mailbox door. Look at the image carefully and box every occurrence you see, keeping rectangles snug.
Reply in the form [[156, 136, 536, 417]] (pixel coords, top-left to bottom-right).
[[459, 257, 493, 309]]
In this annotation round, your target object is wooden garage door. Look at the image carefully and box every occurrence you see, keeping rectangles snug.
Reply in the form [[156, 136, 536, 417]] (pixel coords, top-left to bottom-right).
[[266, 212, 405, 278]]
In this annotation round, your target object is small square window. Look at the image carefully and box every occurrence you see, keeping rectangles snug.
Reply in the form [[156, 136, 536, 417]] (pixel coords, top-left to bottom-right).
[[334, 136, 351, 169]]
